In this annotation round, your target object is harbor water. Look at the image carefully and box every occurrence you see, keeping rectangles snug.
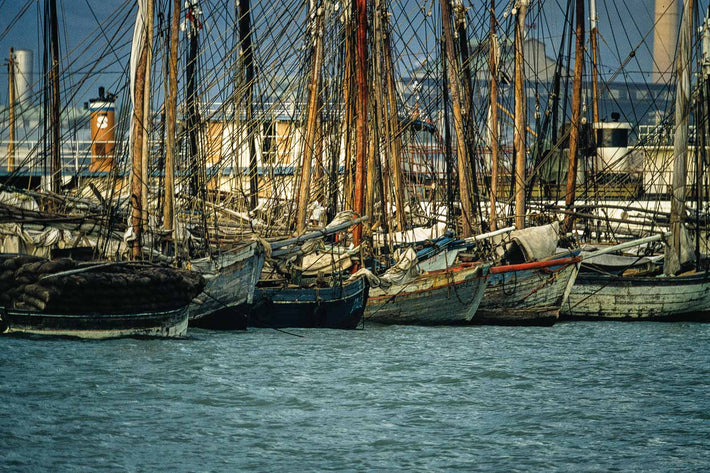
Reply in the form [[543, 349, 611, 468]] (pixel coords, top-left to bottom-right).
[[1, 322, 709, 472]]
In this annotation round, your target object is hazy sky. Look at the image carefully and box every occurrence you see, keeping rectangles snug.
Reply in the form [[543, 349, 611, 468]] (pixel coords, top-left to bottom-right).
[[0, 0, 699, 107]]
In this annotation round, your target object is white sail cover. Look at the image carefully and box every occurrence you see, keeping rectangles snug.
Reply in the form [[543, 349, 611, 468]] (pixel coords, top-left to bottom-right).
[[507, 222, 560, 262]]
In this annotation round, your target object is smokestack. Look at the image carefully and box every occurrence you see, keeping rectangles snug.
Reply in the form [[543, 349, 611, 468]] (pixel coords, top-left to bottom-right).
[[11, 49, 33, 104], [653, 0, 680, 84]]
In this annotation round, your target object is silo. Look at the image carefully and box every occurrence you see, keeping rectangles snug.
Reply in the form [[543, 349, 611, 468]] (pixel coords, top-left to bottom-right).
[[653, 0, 680, 84], [12, 49, 33, 104], [89, 87, 116, 172]]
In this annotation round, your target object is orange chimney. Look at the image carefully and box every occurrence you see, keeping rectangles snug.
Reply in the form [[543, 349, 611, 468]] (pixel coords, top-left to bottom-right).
[[89, 87, 116, 172]]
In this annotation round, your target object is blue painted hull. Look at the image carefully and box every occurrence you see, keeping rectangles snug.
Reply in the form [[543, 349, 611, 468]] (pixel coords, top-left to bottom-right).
[[246, 276, 368, 329]]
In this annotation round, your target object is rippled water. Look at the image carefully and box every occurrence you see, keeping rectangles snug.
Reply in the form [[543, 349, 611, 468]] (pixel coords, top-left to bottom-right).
[[1, 322, 709, 472]]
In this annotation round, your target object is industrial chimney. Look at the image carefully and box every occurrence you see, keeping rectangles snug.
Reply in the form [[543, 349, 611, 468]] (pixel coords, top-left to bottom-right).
[[11, 49, 33, 104], [653, 0, 680, 84], [89, 87, 117, 172]]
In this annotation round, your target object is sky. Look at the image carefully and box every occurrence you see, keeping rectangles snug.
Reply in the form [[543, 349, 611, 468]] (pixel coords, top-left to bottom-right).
[[0, 0, 698, 108]]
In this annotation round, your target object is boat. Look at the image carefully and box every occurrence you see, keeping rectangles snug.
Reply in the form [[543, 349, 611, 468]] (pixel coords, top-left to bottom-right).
[[188, 241, 266, 329], [0, 254, 204, 338], [469, 223, 581, 326], [364, 259, 489, 325], [563, 268, 710, 321], [561, 0, 710, 321], [245, 274, 368, 329], [475, 255, 580, 326]]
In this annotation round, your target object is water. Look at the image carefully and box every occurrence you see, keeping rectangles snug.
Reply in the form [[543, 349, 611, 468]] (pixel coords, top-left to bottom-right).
[[1, 322, 709, 472]]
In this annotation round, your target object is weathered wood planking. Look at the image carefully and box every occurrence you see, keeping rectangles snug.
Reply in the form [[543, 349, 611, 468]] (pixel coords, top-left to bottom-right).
[[365, 263, 489, 325], [562, 270, 710, 320], [189, 242, 265, 328], [474, 258, 581, 325]]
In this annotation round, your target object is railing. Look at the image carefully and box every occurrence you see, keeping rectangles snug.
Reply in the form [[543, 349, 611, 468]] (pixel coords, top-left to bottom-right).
[[0, 139, 123, 174], [637, 124, 696, 146]]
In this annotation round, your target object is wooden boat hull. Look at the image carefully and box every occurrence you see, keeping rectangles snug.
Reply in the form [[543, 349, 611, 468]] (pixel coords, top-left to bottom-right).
[[365, 263, 488, 325], [561, 270, 710, 320], [188, 242, 265, 330], [474, 257, 581, 326], [246, 276, 368, 329], [0, 305, 188, 339]]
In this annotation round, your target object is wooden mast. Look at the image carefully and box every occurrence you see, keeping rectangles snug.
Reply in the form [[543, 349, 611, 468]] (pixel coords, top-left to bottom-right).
[[665, 0, 694, 276], [295, 1, 325, 234], [589, 0, 600, 125], [141, 0, 154, 233], [7, 48, 15, 172], [186, 0, 202, 197], [352, 0, 368, 246], [239, 0, 258, 210], [48, 0, 62, 194], [131, 2, 150, 260], [382, 9, 406, 233], [440, 0, 474, 238], [454, 0, 481, 229], [341, 12, 355, 213], [488, 0, 498, 230], [369, 0, 385, 237], [563, 0, 585, 233], [513, 0, 528, 230], [163, 0, 179, 234]]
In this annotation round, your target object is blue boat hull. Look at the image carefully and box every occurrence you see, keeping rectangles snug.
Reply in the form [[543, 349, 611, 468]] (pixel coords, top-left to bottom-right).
[[189, 243, 265, 330], [246, 276, 368, 329]]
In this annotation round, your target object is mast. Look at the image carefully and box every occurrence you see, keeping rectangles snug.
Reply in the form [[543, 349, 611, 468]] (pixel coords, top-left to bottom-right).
[[295, 1, 325, 234], [186, 0, 202, 197], [441, 38, 455, 229], [513, 0, 528, 230], [454, 0, 481, 228], [589, 0, 599, 125], [488, 0, 498, 230], [352, 0, 368, 247], [130, 1, 150, 259], [341, 11, 355, 213], [7, 48, 15, 172], [563, 0, 585, 233], [48, 0, 62, 194], [239, 0, 259, 210], [369, 0, 385, 236], [440, 0, 475, 237], [163, 0, 179, 234], [665, 0, 693, 275], [142, 0, 154, 230], [382, 9, 407, 233]]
